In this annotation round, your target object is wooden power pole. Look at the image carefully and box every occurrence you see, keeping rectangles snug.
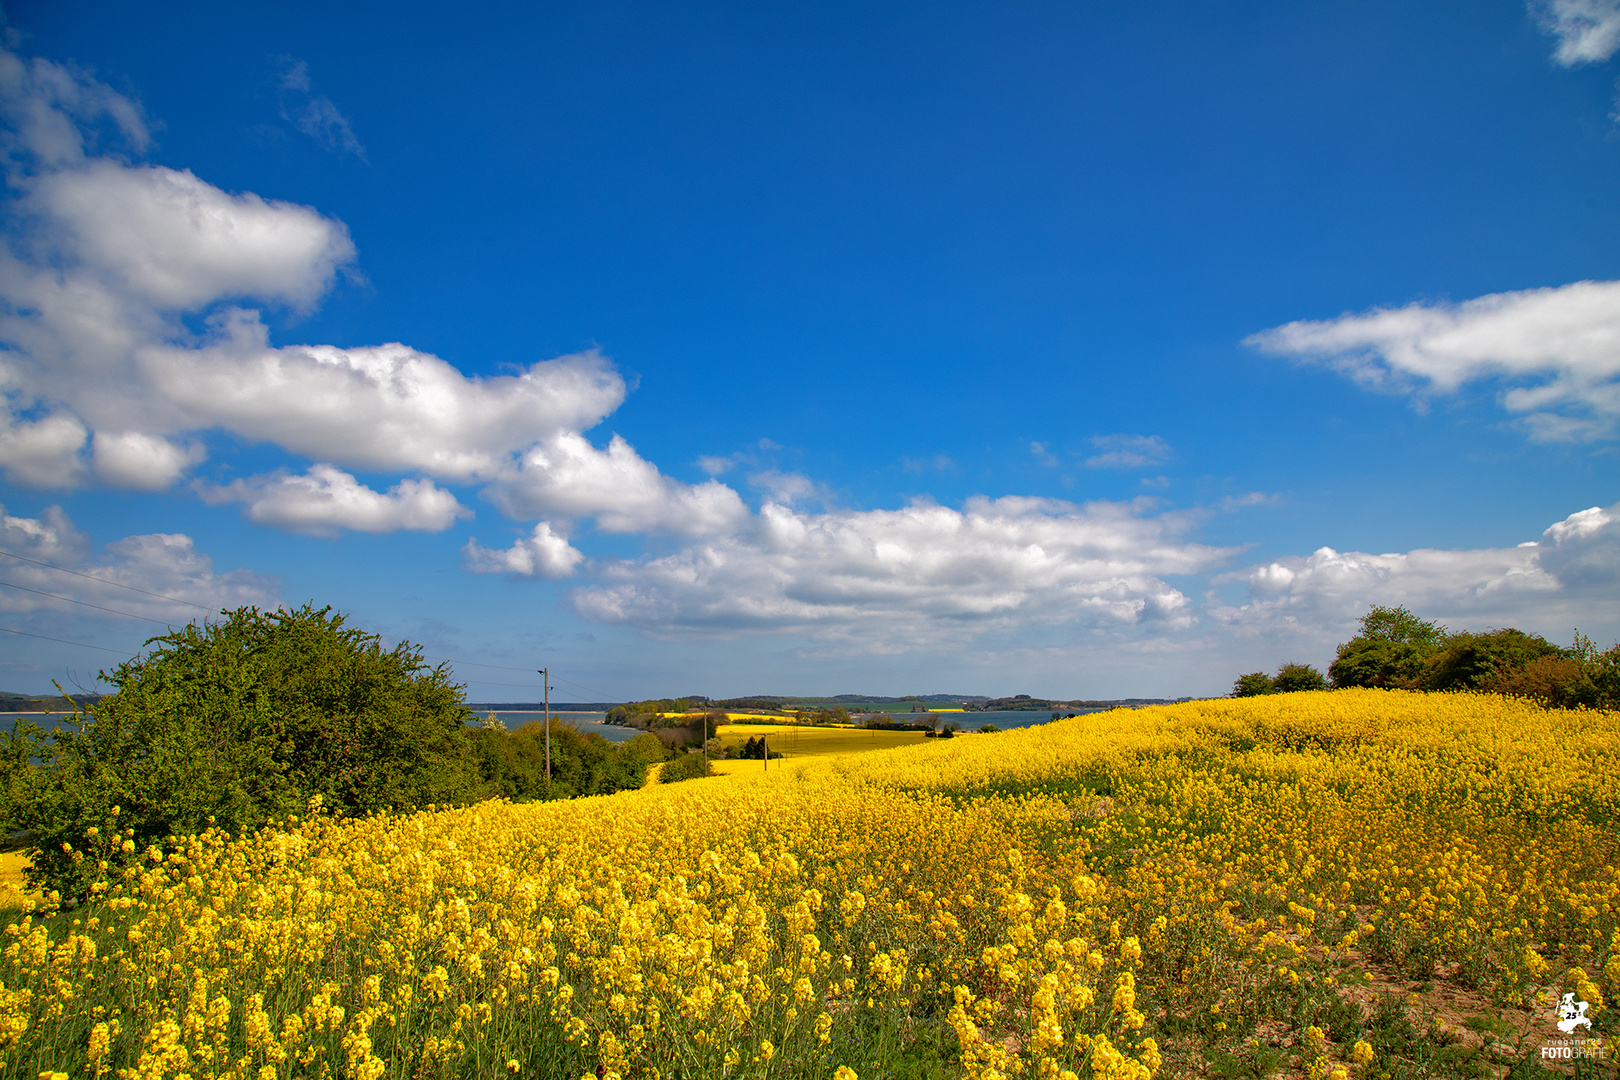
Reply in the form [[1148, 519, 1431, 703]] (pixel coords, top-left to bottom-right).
[[538, 668, 551, 790]]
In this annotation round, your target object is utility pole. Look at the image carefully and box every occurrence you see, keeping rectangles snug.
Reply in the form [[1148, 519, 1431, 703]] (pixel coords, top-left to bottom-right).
[[538, 668, 551, 790]]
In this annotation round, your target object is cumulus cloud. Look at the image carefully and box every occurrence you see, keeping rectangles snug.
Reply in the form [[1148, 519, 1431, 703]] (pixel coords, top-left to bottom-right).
[[0, 502, 277, 622], [463, 522, 585, 579], [91, 431, 206, 491], [199, 465, 471, 537], [0, 44, 733, 537], [34, 160, 356, 311], [136, 316, 628, 479], [488, 432, 749, 536], [1536, 0, 1620, 65], [0, 411, 88, 488], [1246, 280, 1620, 441], [571, 496, 1230, 648], [1213, 501, 1620, 641], [1085, 434, 1172, 470]]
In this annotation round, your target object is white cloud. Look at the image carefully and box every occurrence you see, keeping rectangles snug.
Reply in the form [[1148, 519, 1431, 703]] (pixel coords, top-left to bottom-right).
[[747, 470, 820, 505], [1536, 0, 1620, 65], [34, 160, 356, 311], [463, 522, 585, 579], [0, 410, 88, 488], [488, 431, 749, 536], [571, 496, 1230, 648], [1536, 502, 1620, 588], [0, 45, 732, 539], [1029, 441, 1059, 467], [1213, 501, 1620, 643], [0, 503, 277, 622], [135, 316, 628, 479], [1085, 434, 1172, 470], [91, 431, 205, 491], [1246, 280, 1620, 440], [277, 58, 366, 160], [199, 465, 471, 537], [697, 455, 736, 476], [0, 48, 149, 167]]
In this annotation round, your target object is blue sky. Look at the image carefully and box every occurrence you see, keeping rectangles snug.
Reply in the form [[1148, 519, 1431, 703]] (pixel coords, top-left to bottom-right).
[[1, 1, 1617, 701]]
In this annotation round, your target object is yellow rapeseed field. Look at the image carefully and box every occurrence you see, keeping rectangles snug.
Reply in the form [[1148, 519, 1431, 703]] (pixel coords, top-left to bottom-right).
[[2, 690, 1616, 1080], [715, 723, 929, 759]]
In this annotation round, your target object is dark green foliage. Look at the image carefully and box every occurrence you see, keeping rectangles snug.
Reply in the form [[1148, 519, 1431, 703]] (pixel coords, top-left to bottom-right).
[[1272, 662, 1327, 693], [4, 604, 481, 899], [1330, 605, 1450, 689], [1420, 628, 1564, 692], [1232, 672, 1275, 698], [605, 698, 703, 725], [470, 723, 665, 801], [1280, 603, 1620, 710], [1565, 632, 1620, 708], [660, 751, 712, 783], [734, 736, 782, 760]]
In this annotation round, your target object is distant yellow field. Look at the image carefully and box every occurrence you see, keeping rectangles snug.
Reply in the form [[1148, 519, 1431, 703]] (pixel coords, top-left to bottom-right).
[[654, 711, 787, 721], [715, 721, 929, 758]]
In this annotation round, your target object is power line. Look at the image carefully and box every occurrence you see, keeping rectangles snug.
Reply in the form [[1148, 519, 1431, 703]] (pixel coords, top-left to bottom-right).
[[0, 547, 214, 610], [0, 578, 177, 625], [419, 655, 537, 673], [0, 626, 130, 655]]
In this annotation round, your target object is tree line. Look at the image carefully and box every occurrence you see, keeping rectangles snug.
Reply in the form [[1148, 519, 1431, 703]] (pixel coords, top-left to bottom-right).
[[1233, 605, 1620, 708], [0, 605, 669, 901]]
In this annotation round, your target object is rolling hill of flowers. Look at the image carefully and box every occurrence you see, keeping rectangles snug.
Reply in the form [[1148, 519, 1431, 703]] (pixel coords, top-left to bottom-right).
[[3, 690, 1616, 1080]]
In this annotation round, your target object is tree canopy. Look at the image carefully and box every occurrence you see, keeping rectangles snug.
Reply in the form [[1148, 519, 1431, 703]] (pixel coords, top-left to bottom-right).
[[1328, 605, 1450, 689]]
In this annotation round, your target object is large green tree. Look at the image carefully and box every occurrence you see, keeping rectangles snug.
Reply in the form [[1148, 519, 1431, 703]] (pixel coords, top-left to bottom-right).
[[1329, 605, 1450, 689], [4, 604, 481, 899]]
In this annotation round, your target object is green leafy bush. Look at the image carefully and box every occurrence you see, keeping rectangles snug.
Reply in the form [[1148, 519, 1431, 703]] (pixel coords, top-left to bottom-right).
[[4, 604, 480, 899], [660, 751, 712, 783], [1330, 605, 1450, 689]]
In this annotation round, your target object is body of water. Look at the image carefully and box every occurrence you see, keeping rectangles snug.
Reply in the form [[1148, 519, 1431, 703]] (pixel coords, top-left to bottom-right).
[[469, 710, 639, 743], [6, 707, 1116, 743]]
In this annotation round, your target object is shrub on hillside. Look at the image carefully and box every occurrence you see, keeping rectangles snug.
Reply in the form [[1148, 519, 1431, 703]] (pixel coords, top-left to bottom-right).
[[1231, 672, 1275, 697], [1231, 663, 1326, 697], [470, 724, 665, 800], [1272, 662, 1328, 693], [659, 751, 712, 783], [1329, 605, 1450, 690], [1420, 628, 1564, 692], [3, 604, 481, 900]]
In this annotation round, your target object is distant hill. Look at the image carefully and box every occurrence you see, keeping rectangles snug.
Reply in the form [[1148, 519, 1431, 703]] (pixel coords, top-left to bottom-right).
[[467, 702, 621, 711], [0, 691, 100, 711], [972, 694, 1193, 711]]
